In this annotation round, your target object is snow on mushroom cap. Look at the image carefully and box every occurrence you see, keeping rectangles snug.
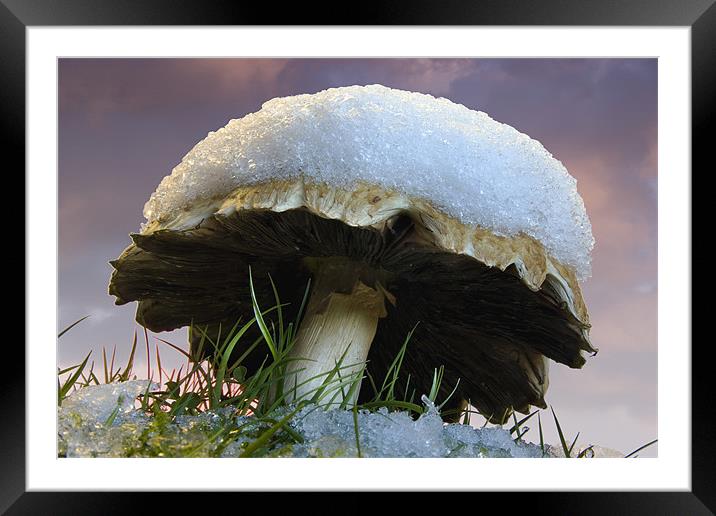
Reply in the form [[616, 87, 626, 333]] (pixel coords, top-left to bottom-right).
[[143, 84, 594, 280]]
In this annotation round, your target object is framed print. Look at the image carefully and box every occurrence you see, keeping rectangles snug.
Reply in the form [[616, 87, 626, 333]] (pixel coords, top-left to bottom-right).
[[4, 0, 710, 513]]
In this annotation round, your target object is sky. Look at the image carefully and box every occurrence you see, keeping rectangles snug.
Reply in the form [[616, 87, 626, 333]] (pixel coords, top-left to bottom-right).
[[58, 58, 658, 456]]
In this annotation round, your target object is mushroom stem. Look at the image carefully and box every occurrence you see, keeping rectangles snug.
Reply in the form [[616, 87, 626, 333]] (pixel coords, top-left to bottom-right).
[[284, 259, 388, 405]]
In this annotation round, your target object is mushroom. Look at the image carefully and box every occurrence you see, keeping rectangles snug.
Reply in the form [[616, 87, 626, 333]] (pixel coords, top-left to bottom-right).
[[108, 85, 596, 423]]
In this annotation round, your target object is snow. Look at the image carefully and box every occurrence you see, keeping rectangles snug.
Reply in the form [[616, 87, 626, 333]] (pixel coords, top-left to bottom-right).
[[143, 85, 593, 279], [58, 380, 156, 458], [58, 385, 550, 458], [288, 395, 544, 458], [59, 380, 153, 424]]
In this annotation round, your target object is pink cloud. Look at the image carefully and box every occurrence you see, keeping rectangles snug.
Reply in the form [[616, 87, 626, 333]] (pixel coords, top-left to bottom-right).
[[589, 292, 658, 353]]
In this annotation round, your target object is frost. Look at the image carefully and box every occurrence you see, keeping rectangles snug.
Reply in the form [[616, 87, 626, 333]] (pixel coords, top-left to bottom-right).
[[143, 85, 593, 279]]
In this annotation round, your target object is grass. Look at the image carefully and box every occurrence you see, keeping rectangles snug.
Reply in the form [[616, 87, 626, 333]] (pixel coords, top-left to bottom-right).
[[57, 271, 658, 458], [57, 271, 463, 457]]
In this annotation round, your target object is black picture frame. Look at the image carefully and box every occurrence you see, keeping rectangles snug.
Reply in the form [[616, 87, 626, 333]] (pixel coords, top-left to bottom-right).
[[3, 1, 709, 513]]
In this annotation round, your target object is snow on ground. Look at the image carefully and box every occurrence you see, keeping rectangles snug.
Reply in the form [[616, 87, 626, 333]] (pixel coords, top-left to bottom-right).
[[59, 382, 561, 458]]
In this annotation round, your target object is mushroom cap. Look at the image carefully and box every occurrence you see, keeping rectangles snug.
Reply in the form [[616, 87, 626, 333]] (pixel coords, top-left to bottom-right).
[[109, 84, 596, 421]]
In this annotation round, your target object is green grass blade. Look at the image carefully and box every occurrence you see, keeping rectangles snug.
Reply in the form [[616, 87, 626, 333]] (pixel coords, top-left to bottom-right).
[[58, 351, 92, 405], [436, 377, 460, 411], [268, 274, 285, 352], [294, 277, 312, 332], [353, 404, 362, 458], [156, 336, 192, 360], [550, 406, 571, 458], [102, 347, 109, 384], [248, 267, 278, 360], [339, 364, 366, 410], [568, 432, 580, 456], [377, 324, 416, 402], [104, 403, 121, 427], [577, 445, 595, 458], [239, 404, 305, 457], [109, 345, 117, 381], [119, 331, 138, 382], [625, 439, 658, 458], [509, 410, 538, 437], [462, 399, 472, 425], [427, 366, 443, 402], [58, 315, 90, 339], [213, 316, 259, 407], [58, 364, 81, 375]]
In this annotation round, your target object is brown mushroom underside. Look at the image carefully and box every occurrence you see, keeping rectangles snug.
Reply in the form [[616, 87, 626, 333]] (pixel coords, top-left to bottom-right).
[[110, 206, 595, 423]]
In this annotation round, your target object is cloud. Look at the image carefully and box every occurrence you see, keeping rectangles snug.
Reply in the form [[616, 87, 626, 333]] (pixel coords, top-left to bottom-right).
[[633, 281, 658, 294], [589, 293, 658, 353], [274, 58, 479, 98], [448, 59, 657, 164], [59, 59, 290, 124], [380, 59, 479, 95]]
